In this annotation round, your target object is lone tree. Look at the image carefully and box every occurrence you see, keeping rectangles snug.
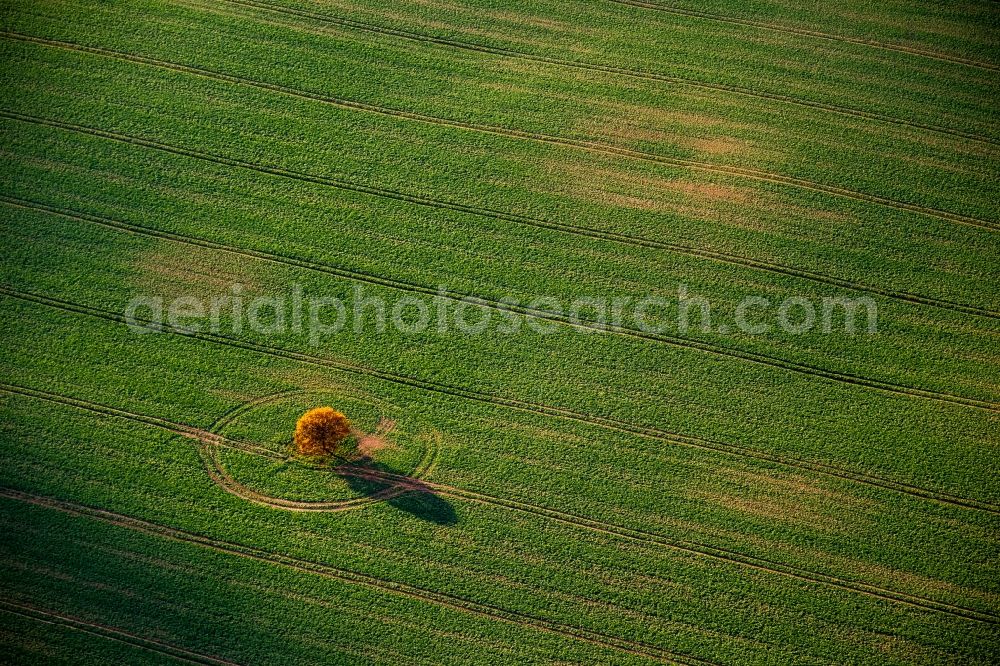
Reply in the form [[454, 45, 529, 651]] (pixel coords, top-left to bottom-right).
[[294, 407, 351, 456]]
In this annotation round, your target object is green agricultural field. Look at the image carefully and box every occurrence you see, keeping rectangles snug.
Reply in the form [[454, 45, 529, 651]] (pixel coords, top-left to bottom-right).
[[1, 0, 998, 663]]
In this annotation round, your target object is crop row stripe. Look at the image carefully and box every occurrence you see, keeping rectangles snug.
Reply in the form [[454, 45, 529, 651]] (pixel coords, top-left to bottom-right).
[[2, 287, 997, 517], [4, 192, 998, 415], [604, 0, 1000, 72], [213, 0, 1000, 144], [4, 115, 996, 321], [0, 599, 242, 665], [0, 488, 709, 665], [3, 383, 996, 625], [2, 31, 997, 233]]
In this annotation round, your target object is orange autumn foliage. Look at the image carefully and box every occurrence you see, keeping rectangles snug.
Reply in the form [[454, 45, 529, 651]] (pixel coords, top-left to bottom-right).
[[294, 407, 351, 456]]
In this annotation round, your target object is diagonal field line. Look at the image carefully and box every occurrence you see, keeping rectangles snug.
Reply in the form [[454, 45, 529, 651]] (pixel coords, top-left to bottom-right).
[[213, 0, 1000, 142], [0, 382, 284, 461], [605, 0, 1000, 72], [1, 288, 998, 518], [2, 191, 998, 415], [0, 599, 242, 665], [1, 31, 997, 233], [1, 383, 997, 625], [0, 488, 712, 665], [4, 117, 997, 321]]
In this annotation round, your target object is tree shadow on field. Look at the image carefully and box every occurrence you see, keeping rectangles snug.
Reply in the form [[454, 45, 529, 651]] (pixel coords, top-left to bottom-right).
[[335, 459, 458, 526]]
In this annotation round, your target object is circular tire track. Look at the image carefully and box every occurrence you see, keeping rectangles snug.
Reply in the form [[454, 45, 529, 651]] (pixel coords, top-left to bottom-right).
[[202, 389, 439, 512]]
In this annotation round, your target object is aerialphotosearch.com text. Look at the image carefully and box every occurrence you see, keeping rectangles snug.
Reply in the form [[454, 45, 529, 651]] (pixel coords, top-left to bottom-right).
[[124, 283, 878, 345]]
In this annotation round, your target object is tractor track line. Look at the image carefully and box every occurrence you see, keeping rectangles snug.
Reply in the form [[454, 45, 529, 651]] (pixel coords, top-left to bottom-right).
[[198, 443, 393, 512], [4, 195, 998, 415], [0, 383, 284, 462], [214, 0, 1000, 144], [1, 385, 995, 625], [4, 121, 997, 323], [0, 599, 242, 665], [2, 290, 998, 518], [337, 468, 999, 624], [605, 0, 1000, 72], [0, 488, 710, 665], [11, 383, 1000, 625], [3, 32, 998, 232]]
